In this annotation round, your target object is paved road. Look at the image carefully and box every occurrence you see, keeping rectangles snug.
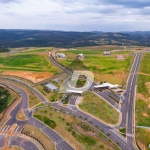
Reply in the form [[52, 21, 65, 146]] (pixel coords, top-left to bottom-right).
[[0, 134, 6, 148], [9, 135, 40, 150], [0, 82, 74, 150], [119, 53, 142, 130]]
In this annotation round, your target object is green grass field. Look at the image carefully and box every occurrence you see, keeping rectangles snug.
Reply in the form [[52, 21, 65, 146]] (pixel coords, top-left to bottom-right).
[[136, 99, 150, 126], [79, 91, 119, 125], [140, 53, 150, 74], [0, 54, 55, 72], [137, 74, 150, 96], [58, 49, 132, 84]]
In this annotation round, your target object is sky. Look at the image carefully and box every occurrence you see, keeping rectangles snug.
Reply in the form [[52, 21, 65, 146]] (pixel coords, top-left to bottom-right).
[[0, 0, 150, 31]]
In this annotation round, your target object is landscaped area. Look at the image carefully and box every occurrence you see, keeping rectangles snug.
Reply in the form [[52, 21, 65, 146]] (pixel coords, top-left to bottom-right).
[[79, 91, 119, 125], [36, 84, 64, 102], [57, 48, 132, 84], [33, 106, 117, 150], [136, 128, 150, 150], [22, 124, 55, 150]]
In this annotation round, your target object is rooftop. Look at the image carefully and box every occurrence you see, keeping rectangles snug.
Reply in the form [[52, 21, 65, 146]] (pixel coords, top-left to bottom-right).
[[45, 83, 58, 90]]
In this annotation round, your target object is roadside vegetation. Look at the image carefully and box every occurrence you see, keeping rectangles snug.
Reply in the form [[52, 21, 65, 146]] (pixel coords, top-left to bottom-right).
[[135, 99, 150, 126], [22, 124, 55, 150], [34, 107, 118, 150], [136, 128, 150, 150], [140, 53, 150, 75], [0, 86, 15, 114], [136, 52, 150, 149], [79, 91, 119, 125]]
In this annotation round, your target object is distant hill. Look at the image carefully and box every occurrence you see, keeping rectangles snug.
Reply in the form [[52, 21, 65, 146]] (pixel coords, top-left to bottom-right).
[[0, 46, 9, 52], [0, 29, 150, 48]]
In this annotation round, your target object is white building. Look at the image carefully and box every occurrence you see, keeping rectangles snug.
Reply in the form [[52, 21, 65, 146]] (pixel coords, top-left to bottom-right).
[[45, 83, 58, 92], [103, 51, 111, 55], [77, 53, 84, 59], [94, 82, 119, 89], [56, 53, 66, 59]]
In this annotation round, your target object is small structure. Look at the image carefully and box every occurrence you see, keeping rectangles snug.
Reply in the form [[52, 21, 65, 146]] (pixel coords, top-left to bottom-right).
[[45, 83, 58, 92], [103, 51, 111, 55], [116, 55, 125, 60], [94, 82, 119, 89], [112, 88, 124, 93], [52, 77, 61, 83], [66, 89, 83, 96], [77, 53, 84, 59], [56, 53, 66, 59]]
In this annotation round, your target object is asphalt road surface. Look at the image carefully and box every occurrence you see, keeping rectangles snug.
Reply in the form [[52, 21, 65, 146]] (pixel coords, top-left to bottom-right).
[[0, 82, 74, 150]]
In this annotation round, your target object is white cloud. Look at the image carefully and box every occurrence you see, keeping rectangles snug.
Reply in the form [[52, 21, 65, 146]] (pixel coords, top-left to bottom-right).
[[0, 0, 150, 31]]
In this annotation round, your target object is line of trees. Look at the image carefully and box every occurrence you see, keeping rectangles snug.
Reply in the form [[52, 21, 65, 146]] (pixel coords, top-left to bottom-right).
[[0, 86, 11, 113], [0, 46, 9, 52]]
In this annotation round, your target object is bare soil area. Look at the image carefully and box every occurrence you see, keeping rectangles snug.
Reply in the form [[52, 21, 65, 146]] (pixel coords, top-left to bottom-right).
[[1, 71, 52, 83], [0, 147, 22, 150]]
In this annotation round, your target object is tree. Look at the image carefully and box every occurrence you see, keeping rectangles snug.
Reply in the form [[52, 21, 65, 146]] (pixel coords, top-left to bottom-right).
[[99, 145, 104, 149]]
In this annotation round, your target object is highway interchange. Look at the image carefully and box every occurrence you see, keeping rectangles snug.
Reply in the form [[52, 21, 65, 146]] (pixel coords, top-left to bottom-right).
[[0, 50, 142, 150]]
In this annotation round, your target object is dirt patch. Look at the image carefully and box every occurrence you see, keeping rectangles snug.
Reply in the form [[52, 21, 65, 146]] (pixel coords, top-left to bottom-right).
[[137, 140, 145, 150], [146, 82, 150, 94], [136, 93, 150, 102], [139, 72, 150, 77], [0, 146, 22, 150], [148, 104, 150, 109], [143, 113, 148, 117], [1, 71, 52, 83], [94, 71, 126, 85]]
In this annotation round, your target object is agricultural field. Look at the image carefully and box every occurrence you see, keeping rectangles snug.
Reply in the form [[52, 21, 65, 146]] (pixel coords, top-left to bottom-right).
[[79, 91, 119, 125], [57, 47, 133, 85], [33, 106, 118, 150], [0, 48, 59, 83]]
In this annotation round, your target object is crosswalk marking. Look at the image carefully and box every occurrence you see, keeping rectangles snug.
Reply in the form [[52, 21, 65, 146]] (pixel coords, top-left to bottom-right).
[[5, 125, 10, 131], [1, 125, 8, 132], [14, 126, 20, 133]]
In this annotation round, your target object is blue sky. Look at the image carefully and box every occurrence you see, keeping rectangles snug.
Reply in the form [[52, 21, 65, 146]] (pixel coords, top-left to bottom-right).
[[0, 0, 150, 31]]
